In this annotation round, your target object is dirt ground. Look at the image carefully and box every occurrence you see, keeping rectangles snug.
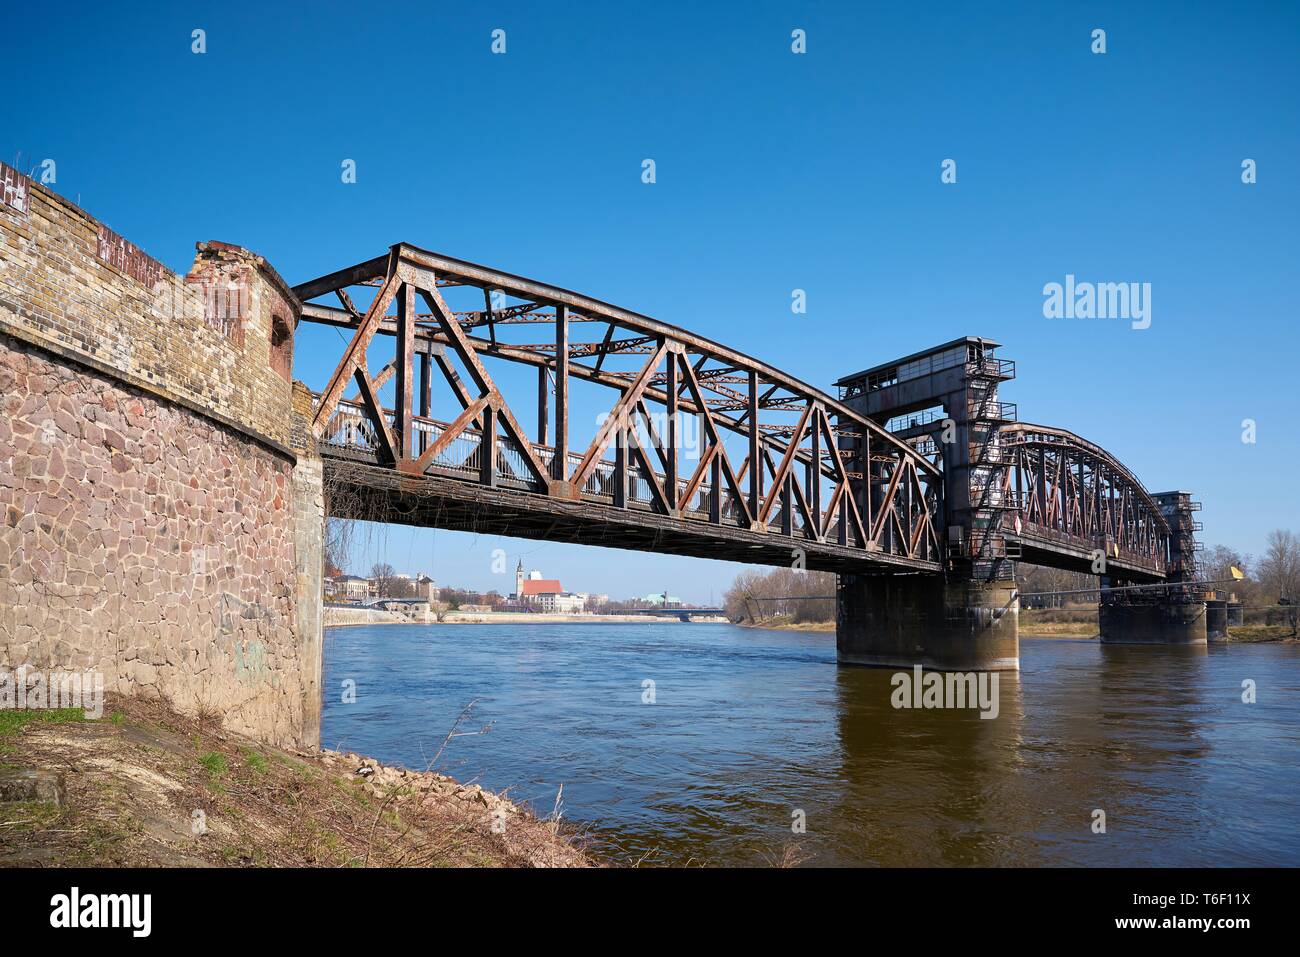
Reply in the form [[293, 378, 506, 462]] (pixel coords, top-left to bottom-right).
[[0, 694, 592, 868]]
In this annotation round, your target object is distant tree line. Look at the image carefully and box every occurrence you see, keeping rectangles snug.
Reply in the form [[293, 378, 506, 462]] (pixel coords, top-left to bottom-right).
[[1200, 530, 1300, 630], [723, 568, 837, 624], [1017, 564, 1097, 608], [588, 598, 651, 614], [432, 587, 504, 610]]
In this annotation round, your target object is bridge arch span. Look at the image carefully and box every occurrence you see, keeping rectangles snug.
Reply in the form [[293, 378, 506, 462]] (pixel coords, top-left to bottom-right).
[[295, 244, 945, 574], [997, 422, 1171, 579]]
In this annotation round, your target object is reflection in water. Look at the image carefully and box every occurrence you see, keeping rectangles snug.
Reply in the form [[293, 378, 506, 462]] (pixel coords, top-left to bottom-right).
[[829, 667, 1025, 866], [322, 624, 1300, 866]]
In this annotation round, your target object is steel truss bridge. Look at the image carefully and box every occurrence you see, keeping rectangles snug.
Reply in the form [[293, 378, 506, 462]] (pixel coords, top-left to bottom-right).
[[995, 423, 1174, 580], [293, 244, 1179, 581]]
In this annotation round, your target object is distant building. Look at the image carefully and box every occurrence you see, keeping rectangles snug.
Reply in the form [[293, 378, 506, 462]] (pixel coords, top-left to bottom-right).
[[328, 574, 374, 602], [643, 591, 682, 608], [375, 598, 430, 616], [513, 558, 586, 613], [531, 592, 586, 613], [326, 571, 436, 604], [520, 577, 564, 599]]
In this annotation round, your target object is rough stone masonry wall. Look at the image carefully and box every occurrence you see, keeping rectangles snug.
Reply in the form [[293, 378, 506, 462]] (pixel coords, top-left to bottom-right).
[[0, 163, 323, 748]]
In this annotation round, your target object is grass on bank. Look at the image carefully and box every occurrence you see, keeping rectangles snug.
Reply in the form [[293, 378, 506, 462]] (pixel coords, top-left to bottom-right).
[[1226, 625, 1295, 642], [0, 707, 86, 757], [739, 615, 835, 633]]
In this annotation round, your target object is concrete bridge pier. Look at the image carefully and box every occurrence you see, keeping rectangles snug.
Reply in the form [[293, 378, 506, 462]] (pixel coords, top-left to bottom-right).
[[1206, 600, 1229, 640], [1098, 593, 1207, 645], [1098, 490, 1208, 647], [837, 574, 1019, 671], [1205, 598, 1244, 640]]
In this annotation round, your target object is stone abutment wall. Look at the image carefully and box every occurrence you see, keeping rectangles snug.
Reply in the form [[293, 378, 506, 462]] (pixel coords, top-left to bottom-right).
[[0, 163, 323, 748]]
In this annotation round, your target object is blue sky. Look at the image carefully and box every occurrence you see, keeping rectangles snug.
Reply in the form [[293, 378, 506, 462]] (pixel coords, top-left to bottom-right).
[[4, 1, 1297, 601]]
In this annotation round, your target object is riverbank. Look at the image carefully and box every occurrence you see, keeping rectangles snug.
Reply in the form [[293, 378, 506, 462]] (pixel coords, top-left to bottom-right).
[[323, 606, 412, 627], [0, 694, 591, 867], [441, 611, 728, 625], [739, 617, 835, 633], [1225, 625, 1297, 642], [1019, 622, 1098, 638], [1015, 621, 1299, 641], [1018, 607, 1097, 638], [323, 607, 727, 629], [737, 616, 1296, 643], [740, 616, 1101, 638]]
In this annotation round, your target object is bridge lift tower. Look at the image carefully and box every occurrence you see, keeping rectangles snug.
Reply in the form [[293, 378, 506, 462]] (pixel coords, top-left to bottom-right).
[[834, 337, 1021, 671]]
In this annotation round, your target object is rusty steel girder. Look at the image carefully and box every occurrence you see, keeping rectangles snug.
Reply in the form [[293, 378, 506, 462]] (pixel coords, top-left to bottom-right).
[[292, 243, 945, 573], [997, 423, 1170, 578]]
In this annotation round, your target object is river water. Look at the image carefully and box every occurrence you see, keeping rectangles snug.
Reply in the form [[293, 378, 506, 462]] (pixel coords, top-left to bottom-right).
[[321, 622, 1300, 866]]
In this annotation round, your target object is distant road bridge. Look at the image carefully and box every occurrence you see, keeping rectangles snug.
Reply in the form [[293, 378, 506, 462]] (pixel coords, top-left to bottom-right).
[[618, 607, 728, 621], [294, 246, 1205, 671]]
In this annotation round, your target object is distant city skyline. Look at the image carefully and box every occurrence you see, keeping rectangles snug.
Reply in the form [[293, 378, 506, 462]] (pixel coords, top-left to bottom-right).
[[341, 524, 735, 606]]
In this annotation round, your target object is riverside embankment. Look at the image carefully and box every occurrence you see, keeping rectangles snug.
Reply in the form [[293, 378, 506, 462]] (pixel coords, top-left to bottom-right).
[[0, 693, 591, 867], [737, 617, 1099, 638], [324, 607, 727, 628], [734, 613, 1294, 640], [738, 617, 834, 633]]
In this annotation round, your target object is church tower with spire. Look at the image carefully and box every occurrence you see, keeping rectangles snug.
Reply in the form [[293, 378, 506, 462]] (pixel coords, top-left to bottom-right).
[[515, 558, 525, 600]]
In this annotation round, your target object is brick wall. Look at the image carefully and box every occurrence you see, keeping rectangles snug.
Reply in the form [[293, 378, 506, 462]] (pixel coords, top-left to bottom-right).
[[0, 162, 297, 450]]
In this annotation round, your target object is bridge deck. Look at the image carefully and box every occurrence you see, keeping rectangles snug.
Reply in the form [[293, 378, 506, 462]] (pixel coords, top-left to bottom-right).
[[1011, 529, 1164, 581], [320, 441, 942, 575]]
